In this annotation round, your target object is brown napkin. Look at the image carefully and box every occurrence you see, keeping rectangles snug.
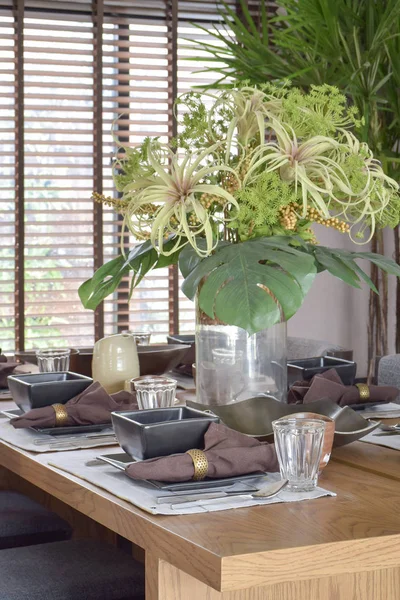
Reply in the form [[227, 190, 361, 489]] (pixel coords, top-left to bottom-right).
[[0, 354, 19, 389], [11, 381, 138, 429], [288, 368, 399, 407], [126, 422, 279, 483]]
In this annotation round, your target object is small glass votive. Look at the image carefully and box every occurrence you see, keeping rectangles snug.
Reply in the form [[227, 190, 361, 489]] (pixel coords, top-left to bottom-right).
[[36, 348, 71, 373], [123, 331, 151, 345], [272, 418, 326, 492], [132, 376, 177, 410]]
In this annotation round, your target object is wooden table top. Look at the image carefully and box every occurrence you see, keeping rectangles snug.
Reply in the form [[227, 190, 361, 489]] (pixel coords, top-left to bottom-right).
[[0, 425, 400, 592], [332, 440, 400, 481]]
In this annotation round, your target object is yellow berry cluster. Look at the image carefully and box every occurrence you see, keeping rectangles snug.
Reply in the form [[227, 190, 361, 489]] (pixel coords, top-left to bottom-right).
[[200, 193, 225, 209], [136, 203, 157, 216], [307, 207, 350, 233], [279, 205, 298, 230], [221, 173, 240, 194], [92, 192, 129, 213], [188, 213, 201, 226]]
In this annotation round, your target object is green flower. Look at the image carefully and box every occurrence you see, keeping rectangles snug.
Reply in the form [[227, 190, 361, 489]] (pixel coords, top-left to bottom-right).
[[280, 84, 361, 138], [231, 171, 295, 239]]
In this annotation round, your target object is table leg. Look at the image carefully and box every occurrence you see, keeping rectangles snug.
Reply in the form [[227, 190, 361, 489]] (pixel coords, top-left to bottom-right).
[[145, 552, 220, 600]]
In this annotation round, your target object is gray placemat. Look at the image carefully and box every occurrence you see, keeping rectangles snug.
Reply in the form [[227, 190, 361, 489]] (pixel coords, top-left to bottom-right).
[[0, 421, 116, 452], [49, 451, 336, 515], [361, 429, 400, 451]]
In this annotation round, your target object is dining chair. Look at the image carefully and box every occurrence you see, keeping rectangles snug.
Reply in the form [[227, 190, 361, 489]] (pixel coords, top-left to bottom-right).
[[287, 336, 348, 360], [377, 354, 400, 390], [0, 490, 72, 549], [0, 538, 145, 600]]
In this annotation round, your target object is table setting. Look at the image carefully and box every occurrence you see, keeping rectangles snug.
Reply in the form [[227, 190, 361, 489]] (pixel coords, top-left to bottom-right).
[[0, 332, 399, 519]]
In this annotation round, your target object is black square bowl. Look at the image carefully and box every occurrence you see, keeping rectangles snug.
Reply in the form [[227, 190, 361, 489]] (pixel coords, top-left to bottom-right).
[[7, 372, 93, 413], [287, 356, 357, 388], [111, 407, 219, 460]]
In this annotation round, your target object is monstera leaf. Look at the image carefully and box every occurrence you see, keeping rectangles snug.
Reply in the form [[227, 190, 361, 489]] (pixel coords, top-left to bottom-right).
[[180, 237, 317, 334], [79, 239, 181, 310]]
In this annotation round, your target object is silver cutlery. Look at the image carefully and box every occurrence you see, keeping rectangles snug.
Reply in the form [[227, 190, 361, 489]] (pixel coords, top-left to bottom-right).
[[252, 478, 288, 497], [33, 432, 116, 446], [157, 485, 258, 504], [161, 479, 288, 506], [379, 423, 400, 431]]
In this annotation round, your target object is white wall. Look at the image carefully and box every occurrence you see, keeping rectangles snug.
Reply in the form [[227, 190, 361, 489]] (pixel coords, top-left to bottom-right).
[[287, 226, 397, 376]]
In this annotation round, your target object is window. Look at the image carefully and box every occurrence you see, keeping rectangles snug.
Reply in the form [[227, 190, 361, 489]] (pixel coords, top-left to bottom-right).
[[0, 0, 234, 351]]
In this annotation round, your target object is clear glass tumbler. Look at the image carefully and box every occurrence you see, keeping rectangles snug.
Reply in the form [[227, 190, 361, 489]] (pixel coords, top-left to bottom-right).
[[272, 418, 326, 492], [123, 331, 151, 345], [132, 377, 177, 410], [36, 348, 71, 373]]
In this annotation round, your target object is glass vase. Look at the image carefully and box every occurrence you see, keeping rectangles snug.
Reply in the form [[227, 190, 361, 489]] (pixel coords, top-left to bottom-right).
[[195, 309, 287, 406]]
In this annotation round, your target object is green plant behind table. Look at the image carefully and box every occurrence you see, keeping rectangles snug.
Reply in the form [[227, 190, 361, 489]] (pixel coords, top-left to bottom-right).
[[79, 84, 400, 335], [189, 0, 400, 357], [190, 0, 400, 173]]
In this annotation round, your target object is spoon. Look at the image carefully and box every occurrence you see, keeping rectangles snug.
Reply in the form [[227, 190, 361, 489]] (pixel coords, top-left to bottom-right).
[[165, 479, 288, 506], [252, 478, 288, 497], [379, 423, 400, 431]]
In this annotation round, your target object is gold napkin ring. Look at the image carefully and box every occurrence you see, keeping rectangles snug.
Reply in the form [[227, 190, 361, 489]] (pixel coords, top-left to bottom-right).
[[186, 449, 208, 481], [52, 403, 69, 426], [356, 383, 370, 400]]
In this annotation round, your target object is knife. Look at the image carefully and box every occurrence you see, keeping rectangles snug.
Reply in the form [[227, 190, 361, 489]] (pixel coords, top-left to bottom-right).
[[159, 479, 288, 505], [157, 487, 255, 504]]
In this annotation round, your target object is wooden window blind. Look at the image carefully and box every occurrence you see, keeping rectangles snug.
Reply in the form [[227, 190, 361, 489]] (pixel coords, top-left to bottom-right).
[[0, 0, 238, 352]]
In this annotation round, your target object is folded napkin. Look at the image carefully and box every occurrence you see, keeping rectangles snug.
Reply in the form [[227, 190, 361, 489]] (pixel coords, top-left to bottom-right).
[[288, 369, 399, 407], [11, 381, 138, 429], [0, 354, 19, 388], [126, 422, 279, 483]]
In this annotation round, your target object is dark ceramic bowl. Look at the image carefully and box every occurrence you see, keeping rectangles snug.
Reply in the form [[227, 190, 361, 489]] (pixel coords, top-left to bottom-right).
[[287, 356, 357, 387], [111, 406, 219, 460], [7, 371, 93, 413], [15, 348, 79, 367], [187, 396, 379, 447], [167, 334, 195, 376], [137, 344, 191, 376]]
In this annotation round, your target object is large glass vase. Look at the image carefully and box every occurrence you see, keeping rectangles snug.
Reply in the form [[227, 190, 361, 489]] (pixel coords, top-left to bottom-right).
[[196, 310, 287, 406]]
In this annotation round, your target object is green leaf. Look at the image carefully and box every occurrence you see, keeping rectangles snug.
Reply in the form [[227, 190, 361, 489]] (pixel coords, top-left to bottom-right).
[[182, 237, 317, 334], [179, 239, 229, 280], [79, 238, 186, 311], [352, 251, 400, 277], [330, 250, 378, 293], [309, 246, 400, 293], [79, 255, 129, 310], [313, 247, 362, 288]]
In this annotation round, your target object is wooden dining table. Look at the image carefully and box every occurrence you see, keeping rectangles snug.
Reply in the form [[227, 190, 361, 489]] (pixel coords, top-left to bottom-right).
[[0, 400, 399, 600]]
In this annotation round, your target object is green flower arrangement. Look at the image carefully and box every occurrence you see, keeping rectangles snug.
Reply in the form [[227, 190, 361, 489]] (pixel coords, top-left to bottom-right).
[[81, 84, 400, 334]]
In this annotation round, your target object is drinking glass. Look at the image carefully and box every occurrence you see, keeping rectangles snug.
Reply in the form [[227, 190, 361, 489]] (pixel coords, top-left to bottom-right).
[[272, 418, 326, 492], [123, 331, 151, 345], [132, 376, 177, 410], [36, 348, 71, 373]]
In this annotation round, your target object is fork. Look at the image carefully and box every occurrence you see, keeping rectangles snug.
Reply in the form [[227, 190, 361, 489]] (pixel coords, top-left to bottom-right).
[[33, 433, 116, 446], [166, 479, 288, 506]]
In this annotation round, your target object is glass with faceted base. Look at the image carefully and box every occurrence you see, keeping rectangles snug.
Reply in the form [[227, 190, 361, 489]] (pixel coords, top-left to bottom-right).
[[272, 418, 325, 492]]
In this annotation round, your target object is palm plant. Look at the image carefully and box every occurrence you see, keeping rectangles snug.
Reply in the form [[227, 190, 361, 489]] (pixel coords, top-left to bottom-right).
[[192, 0, 400, 370]]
